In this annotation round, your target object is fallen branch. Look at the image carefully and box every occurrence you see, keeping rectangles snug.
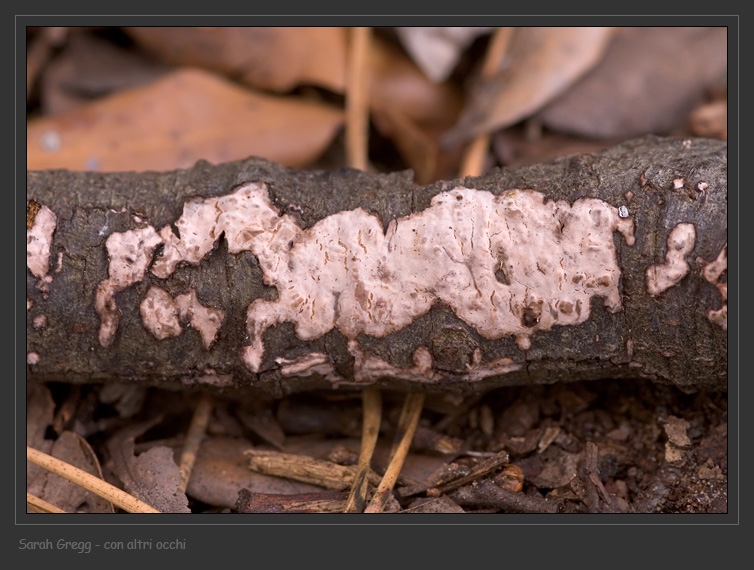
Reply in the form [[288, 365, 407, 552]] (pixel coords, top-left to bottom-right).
[[26, 136, 727, 396], [450, 479, 561, 514]]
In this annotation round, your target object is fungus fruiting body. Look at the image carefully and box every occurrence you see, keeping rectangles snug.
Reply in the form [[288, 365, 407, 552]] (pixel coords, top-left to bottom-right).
[[26, 204, 57, 281], [702, 245, 727, 330], [95, 227, 162, 347], [646, 223, 696, 296], [95, 182, 636, 377]]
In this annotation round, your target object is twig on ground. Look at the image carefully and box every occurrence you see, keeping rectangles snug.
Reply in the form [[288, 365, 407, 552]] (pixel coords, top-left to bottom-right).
[[26, 446, 160, 513], [178, 394, 213, 493], [450, 479, 561, 514], [244, 449, 382, 490], [236, 489, 348, 513]]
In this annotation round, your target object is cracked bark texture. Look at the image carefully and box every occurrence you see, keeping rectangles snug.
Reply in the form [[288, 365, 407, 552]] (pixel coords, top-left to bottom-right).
[[26, 135, 727, 397]]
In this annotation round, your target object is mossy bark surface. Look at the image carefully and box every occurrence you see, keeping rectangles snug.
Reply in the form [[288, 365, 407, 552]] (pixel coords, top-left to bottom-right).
[[26, 136, 727, 397]]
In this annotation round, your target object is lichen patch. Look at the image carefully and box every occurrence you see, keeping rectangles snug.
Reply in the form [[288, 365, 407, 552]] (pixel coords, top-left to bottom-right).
[[702, 245, 727, 330], [646, 223, 696, 296], [26, 204, 57, 280]]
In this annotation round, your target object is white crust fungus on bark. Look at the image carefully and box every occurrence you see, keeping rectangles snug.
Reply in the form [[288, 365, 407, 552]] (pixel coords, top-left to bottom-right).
[[140, 286, 182, 340], [26, 205, 57, 280], [175, 290, 226, 348], [702, 245, 727, 330], [645, 223, 696, 296], [139, 286, 225, 347], [233, 184, 635, 372], [95, 227, 162, 347], [95, 182, 637, 377], [32, 314, 47, 330]]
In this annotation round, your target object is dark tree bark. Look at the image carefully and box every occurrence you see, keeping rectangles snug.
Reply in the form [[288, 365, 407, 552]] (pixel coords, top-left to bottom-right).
[[26, 136, 727, 397]]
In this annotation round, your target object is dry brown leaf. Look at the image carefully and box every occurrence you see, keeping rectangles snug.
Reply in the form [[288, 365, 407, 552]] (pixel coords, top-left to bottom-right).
[[27, 68, 344, 172], [26, 384, 55, 495], [396, 27, 493, 83], [236, 404, 286, 450], [540, 27, 727, 139], [370, 35, 463, 132], [371, 104, 443, 184], [30, 431, 114, 513], [187, 438, 322, 508], [689, 98, 727, 140], [493, 128, 614, 168], [368, 36, 464, 182], [445, 27, 614, 144], [41, 31, 170, 116], [107, 418, 190, 513], [98, 383, 148, 419], [127, 446, 191, 513], [126, 27, 347, 93]]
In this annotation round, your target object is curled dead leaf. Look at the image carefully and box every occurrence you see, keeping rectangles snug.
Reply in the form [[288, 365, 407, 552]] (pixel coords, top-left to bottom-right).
[[395, 27, 493, 83], [368, 36, 464, 183], [107, 417, 190, 513], [539, 27, 727, 139], [41, 31, 170, 116], [445, 27, 614, 145], [29, 431, 115, 513], [126, 27, 347, 93], [27, 68, 344, 171]]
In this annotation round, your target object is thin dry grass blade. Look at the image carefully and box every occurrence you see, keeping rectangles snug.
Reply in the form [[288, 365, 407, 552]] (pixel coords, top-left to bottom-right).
[[346, 27, 372, 171], [26, 492, 68, 514], [344, 388, 382, 512], [178, 394, 213, 493], [364, 392, 425, 513], [459, 27, 515, 177], [26, 446, 161, 513]]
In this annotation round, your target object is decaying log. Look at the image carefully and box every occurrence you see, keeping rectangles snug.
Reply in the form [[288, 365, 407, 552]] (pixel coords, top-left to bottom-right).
[[26, 136, 727, 397]]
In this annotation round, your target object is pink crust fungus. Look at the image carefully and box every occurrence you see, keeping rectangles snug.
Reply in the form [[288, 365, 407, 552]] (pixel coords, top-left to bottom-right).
[[95, 226, 162, 346], [140, 286, 182, 340], [140, 286, 225, 348], [274, 345, 521, 387], [702, 245, 727, 330], [175, 290, 225, 348], [26, 205, 57, 280], [646, 223, 696, 296], [32, 314, 47, 330], [143, 183, 635, 373], [27, 352, 40, 365]]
